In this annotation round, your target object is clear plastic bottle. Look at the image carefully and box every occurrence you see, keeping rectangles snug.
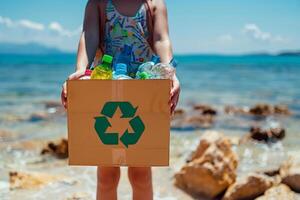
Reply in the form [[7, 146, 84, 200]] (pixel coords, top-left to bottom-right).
[[91, 54, 113, 80], [150, 63, 176, 79], [136, 55, 160, 79], [113, 63, 132, 80], [137, 55, 160, 72]]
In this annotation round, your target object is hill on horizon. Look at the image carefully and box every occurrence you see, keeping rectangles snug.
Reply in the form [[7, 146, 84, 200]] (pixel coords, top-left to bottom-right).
[[0, 42, 299, 56]]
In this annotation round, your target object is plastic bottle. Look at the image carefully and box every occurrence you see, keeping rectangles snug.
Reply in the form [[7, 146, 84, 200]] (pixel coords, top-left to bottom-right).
[[136, 71, 150, 80], [136, 55, 160, 79], [115, 45, 132, 68], [150, 63, 176, 79], [91, 54, 113, 80], [80, 69, 92, 80], [137, 55, 160, 72], [113, 63, 132, 80]]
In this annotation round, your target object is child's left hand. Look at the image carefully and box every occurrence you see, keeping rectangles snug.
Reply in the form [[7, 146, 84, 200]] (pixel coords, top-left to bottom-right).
[[170, 75, 180, 115]]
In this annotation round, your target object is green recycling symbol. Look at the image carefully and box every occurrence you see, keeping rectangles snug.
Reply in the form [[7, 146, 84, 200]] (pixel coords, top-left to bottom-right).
[[94, 102, 145, 148]]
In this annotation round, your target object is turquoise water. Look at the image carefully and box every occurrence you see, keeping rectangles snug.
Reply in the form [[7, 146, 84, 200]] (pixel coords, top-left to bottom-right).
[[1, 54, 300, 105], [1, 53, 300, 132], [1, 54, 300, 117]]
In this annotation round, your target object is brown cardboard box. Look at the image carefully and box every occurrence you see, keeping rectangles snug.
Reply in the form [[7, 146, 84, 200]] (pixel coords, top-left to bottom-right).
[[67, 80, 171, 166]]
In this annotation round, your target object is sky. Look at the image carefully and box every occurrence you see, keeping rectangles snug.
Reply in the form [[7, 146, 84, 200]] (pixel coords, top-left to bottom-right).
[[0, 0, 300, 54]]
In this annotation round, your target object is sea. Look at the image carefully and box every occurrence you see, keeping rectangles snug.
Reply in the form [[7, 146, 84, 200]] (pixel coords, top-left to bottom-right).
[[0, 54, 300, 199]]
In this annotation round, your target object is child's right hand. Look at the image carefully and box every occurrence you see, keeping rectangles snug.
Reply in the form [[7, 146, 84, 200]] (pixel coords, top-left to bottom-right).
[[61, 70, 86, 109]]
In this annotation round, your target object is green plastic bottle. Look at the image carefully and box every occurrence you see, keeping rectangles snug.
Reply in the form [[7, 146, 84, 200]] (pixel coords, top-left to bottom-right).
[[91, 54, 113, 80]]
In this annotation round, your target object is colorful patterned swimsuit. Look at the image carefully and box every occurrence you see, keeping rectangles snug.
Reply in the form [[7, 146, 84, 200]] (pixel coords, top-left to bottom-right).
[[104, 0, 154, 76]]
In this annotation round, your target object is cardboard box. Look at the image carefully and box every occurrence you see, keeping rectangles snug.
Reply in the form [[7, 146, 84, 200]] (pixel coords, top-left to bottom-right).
[[67, 80, 171, 166]]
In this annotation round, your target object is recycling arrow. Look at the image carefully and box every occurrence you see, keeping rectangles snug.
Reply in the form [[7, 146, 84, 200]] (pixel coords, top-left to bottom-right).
[[94, 101, 145, 148], [94, 116, 119, 145], [100, 102, 137, 118], [120, 116, 145, 148], [119, 102, 137, 118], [100, 102, 119, 118]]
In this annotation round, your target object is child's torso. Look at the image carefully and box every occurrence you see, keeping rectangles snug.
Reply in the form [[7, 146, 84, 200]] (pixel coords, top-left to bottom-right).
[[104, 0, 154, 76]]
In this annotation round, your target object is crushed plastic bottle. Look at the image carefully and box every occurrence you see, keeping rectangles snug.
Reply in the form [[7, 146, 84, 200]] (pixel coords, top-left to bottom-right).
[[136, 55, 160, 79], [136, 56, 176, 80], [91, 54, 113, 80], [113, 63, 132, 80], [149, 63, 176, 79]]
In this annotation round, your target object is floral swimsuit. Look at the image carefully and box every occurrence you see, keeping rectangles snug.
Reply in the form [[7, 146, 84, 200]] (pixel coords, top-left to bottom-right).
[[104, 0, 154, 76]]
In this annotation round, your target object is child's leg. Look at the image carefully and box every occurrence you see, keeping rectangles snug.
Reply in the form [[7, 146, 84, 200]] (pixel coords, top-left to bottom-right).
[[128, 167, 153, 200], [97, 167, 120, 200]]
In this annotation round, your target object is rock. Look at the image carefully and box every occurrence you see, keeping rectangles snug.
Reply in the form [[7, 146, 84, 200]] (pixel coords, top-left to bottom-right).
[[0, 129, 17, 142], [249, 104, 291, 116], [224, 105, 249, 115], [185, 115, 215, 128], [9, 171, 61, 190], [241, 126, 286, 144], [174, 131, 238, 199], [249, 104, 274, 116], [222, 173, 276, 200], [171, 106, 216, 130], [171, 104, 217, 130], [44, 101, 62, 109], [249, 126, 269, 142], [44, 100, 65, 115], [28, 112, 49, 122], [274, 105, 291, 115], [225, 104, 291, 117], [174, 108, 185, 116], [41, 138, 68, 159], [171, 108, 186, 121], [281, 162, 300, 192], [255, 184, 296, 200], [193, 104, 217, 115], [263, 168, 281, 177]]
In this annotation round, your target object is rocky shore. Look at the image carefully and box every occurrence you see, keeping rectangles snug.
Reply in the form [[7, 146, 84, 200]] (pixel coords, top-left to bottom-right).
[[174, 131, 300, 200]]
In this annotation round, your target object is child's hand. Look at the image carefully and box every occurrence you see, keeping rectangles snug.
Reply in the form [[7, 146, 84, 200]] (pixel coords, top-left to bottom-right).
[[61, 70, 86, 109], [169, 75, 180, 115]]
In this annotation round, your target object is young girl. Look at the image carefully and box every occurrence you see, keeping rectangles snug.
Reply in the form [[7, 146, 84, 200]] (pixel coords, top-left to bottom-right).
[[61, 0, 180, 199]]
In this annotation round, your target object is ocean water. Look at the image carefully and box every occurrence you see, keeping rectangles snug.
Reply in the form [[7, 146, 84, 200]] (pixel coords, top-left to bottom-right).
[[0, 54, 300, 199], [1, 53, 300, 142]]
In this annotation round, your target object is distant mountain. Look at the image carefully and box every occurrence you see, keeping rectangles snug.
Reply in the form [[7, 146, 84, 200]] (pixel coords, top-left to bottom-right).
[[277, 51, 300, 57], [240, 50, 300, 57], [0, 42, 63, 55]]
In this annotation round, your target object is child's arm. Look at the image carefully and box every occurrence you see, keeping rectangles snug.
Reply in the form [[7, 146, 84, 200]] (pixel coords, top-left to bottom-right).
[[76, 0, 100, 71], [152, 0, 173, 63], [61, 0, 100, 108], [153, 0, 180, 114]]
